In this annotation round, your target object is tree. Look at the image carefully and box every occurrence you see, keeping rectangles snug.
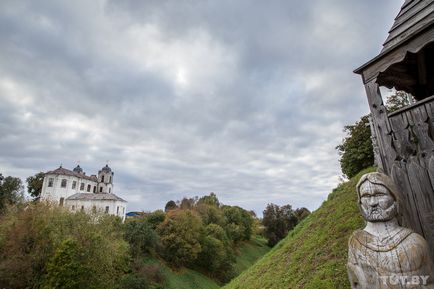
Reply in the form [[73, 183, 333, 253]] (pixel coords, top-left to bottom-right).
[[144, 210, 166, 229], [222, 205, 254, 243], [262, 203, 298, 247], [196, 203, 225, 226], [164, 200, 177, 212], [42, 239, 88, 289], [0, 175, 24, 213], [294, 207, 311, 222], [197, 193, 220, 207], [179, 197, 196, 210], [336, 91, 413, 179], [157, 210, 203, 267], [124, 219, 159, 254], [336, 115, 374, 178], [386, 90, 414, 113], [26, 172, 45, 200]]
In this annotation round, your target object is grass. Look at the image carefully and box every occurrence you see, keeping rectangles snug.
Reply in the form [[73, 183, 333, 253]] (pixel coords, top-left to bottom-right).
[[223, 168, 374, 289], [162, 265, 221, 289], [233, 236, 270, 275]]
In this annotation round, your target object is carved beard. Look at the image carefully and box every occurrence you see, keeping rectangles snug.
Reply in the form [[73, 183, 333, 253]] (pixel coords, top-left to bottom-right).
[[360, 202, 398, 222]]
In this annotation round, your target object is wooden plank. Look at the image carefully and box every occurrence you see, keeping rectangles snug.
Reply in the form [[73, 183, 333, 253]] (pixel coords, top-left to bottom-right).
[[391, 161, 424, 235], [383, 11, 434, 52], [389, 113, 416, 161], [407, 156, 434, 260], [384, 3, 434, 50], [425, 102, 434, 156], [356, 27, 434, 83], [365, 81, 395, 174], [406, 104, 434, 153]]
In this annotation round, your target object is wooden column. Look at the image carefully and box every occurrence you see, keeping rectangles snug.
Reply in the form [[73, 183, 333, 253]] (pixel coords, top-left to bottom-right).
[[365, 79, 434, 261]]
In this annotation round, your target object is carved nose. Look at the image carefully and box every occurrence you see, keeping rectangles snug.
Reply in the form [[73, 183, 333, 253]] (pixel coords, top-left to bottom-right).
[[368, 197, 378, 206]]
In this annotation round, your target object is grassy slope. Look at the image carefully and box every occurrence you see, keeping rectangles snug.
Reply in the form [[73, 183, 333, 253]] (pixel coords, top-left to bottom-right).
[[233, 236, 270, 275], [223, 168, 374, 289], [149, 237, 270, 289]]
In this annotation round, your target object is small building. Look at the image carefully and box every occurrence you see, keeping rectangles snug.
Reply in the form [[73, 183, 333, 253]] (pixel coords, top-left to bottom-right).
[[40, 164, 127, 221]]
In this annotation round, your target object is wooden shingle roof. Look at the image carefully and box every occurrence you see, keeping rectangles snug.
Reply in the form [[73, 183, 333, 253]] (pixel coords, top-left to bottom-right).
[[382, 0, 434, 53], [354, 0, 434, 88]]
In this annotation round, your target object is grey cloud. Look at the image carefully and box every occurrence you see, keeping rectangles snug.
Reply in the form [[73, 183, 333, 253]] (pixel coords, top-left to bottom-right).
[[0, 0, 402, 215]]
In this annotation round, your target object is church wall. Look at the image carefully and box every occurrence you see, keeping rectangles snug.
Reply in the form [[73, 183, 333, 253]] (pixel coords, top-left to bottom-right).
[[41, 174, 98, 205], [65, 199, 127, 221]]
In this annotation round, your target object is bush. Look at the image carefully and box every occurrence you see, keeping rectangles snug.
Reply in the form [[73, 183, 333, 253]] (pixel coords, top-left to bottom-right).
[[198, 235, 235, 282], [124, 219, 159, 254], [42, 238, 88, 289], [118, 275, 149, 289], [0, 203, 129, 289], [144, 210, 166, 229]]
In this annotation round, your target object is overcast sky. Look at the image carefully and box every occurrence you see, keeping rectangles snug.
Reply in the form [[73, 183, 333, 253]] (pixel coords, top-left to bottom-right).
[[0, 0, 402, 215]]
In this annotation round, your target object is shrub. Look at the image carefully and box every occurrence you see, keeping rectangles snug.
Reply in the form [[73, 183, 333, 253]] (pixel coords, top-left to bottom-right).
[[0, 203, 129, 289], [144, 210, 166, 229], [124, 219, 159, 254]]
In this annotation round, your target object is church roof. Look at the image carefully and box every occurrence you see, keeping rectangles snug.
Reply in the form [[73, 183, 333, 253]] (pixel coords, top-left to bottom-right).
[[99, 164, 112, 173], [73, 165, 83, 174], [66, 193, 127, 202], [45, 167, 98, 182], [382, 0, 434, 53]]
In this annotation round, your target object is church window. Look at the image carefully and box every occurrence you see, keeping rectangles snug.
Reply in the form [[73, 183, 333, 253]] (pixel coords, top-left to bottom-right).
[[109, 188, 111, 193], [100, 187, 103, 193], [93, 186, 96, 193], [71, 205, 75, 210], [61, 179, 67, 188], [48, 178, 54, 187], [110, 176, 112, 183], [101, 175, 104, 182], [105, 206, 109, 214], [59, 197, 64, 206], [80, 183, 84, 190], [117, 206, 119, 215], [72, 181, 77, 189], [87, 184, 91, 192]]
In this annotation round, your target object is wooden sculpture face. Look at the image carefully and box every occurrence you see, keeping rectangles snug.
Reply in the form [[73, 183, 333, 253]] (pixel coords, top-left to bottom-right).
[[359, 182, 397, 223]]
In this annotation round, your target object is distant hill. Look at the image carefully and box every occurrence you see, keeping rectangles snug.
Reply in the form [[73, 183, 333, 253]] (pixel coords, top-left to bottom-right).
[[223, 168, 374, 289]]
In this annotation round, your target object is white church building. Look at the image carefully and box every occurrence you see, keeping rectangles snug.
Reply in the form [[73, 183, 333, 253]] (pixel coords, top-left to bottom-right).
[[40, 164, 127, 221]]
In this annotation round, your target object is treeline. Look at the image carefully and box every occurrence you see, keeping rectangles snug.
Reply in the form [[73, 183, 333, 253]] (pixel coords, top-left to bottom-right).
[[262, 203, 310, 246], [0, 190, 256, 289], [0, 170, 307, 288], [126, 193, 256, 283]]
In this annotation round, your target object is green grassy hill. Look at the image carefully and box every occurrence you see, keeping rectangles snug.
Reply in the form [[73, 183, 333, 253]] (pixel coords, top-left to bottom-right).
[[147, 236, 270, 289], [223, 168, 373, 289]]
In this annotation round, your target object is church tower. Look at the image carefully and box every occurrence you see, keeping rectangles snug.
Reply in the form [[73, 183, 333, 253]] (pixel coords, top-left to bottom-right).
[[97, 164, 114, 194]]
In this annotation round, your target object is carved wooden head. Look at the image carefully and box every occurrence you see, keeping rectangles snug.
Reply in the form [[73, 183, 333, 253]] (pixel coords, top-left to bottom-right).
[[356, 172, 401, 223]]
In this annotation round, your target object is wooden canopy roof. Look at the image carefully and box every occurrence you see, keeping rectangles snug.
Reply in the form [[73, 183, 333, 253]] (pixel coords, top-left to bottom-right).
[[355, 0, 434, 100], [383, 0, 434, 53]]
